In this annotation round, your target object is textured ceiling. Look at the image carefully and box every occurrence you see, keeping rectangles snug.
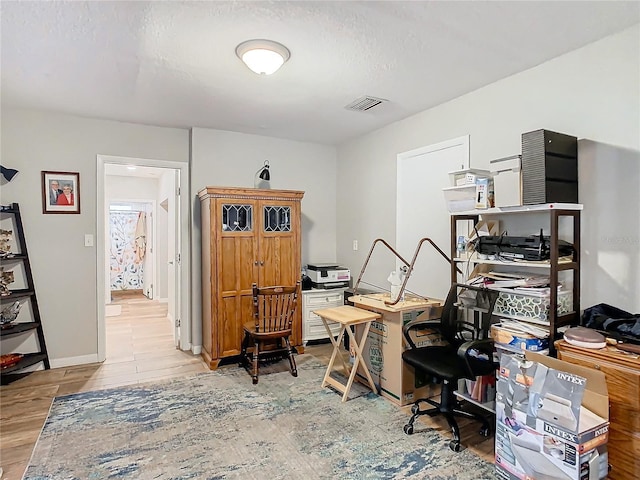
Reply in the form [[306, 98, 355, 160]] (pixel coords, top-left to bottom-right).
[[2, 1, 639, 145]]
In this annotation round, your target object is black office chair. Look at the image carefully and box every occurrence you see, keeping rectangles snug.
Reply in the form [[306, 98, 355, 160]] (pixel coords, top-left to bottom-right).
[[402, 283, 499, 451]]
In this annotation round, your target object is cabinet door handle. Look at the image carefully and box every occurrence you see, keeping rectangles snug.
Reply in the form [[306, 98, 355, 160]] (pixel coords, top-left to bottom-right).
[[254, 261, 259, 266], [260, 261, 264, 266]]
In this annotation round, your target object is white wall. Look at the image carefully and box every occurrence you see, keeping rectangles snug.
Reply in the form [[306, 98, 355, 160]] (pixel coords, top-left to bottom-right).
[[336, 25, 640, 313], [3, 25, 638, 368], [0, 108, 189, 366], [189, 128, 338, 348]]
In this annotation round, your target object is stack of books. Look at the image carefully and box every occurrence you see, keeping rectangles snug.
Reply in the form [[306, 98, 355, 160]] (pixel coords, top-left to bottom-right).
[[465, 374, 496, 404]]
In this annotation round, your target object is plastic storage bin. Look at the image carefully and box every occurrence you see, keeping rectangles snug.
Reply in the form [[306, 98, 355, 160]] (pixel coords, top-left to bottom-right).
[[448, 168, 492, 187], [443, 185, 476, 213], [493, 288, 572, 324]]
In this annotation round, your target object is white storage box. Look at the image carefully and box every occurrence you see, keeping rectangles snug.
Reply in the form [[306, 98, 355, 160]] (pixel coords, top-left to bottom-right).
[[443, 185, 476, 213], [493, 287, 572, 324], [490, 155, 522, 207], [448, 168, 492, 187]]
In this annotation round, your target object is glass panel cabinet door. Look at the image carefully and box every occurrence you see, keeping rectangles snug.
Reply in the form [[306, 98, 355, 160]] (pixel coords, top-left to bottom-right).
[[263, 205, 291, 232], [222, 204, 253, 231]]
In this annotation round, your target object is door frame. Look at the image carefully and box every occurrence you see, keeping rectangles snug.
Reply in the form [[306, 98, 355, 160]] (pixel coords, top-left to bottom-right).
[[396, 135, 470, 299], [96, 155, 191, 361]]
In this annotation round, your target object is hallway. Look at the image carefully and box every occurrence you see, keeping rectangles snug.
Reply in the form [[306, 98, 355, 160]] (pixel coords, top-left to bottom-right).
[[103, 292, 207, 388]]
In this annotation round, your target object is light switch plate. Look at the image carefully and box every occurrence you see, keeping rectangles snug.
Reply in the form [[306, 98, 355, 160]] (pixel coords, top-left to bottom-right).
[[84, 234, 94, 247]]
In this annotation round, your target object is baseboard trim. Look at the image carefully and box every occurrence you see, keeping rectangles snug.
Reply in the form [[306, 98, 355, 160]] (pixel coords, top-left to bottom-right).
[[50, 353, 100, 368], [158, 297, 169, 303], [192, 345, 202, 355]]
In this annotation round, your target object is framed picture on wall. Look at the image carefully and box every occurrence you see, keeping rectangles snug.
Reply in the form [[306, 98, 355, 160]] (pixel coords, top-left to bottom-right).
[[41, 171, 81, 214]]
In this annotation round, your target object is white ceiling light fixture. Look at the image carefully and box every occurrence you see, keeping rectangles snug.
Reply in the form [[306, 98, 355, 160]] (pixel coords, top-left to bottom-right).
[[236, 39, 290, 75]]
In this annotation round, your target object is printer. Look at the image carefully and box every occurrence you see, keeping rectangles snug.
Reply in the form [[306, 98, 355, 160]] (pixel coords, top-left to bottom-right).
[[306, 263, 350, 289], [473, 230, 574, 262]]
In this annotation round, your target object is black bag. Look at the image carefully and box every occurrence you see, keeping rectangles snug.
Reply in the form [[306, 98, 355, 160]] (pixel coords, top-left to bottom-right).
[[582, 303, 640, 343]]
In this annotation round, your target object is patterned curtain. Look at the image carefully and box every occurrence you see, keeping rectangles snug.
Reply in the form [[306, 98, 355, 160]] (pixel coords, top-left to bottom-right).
[[110, 211, 145, 290]]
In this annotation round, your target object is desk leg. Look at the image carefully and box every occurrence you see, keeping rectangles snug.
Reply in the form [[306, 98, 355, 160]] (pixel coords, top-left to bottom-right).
[[343, 321, 378, 402], [321, 322, 347, 389]]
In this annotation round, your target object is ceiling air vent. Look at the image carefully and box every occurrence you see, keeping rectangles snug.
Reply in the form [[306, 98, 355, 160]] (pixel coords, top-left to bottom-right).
[[344, 96, 387, 112]]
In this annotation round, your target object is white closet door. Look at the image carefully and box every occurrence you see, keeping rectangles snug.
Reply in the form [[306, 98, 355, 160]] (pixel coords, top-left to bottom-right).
[[396, 136, 469, 301]]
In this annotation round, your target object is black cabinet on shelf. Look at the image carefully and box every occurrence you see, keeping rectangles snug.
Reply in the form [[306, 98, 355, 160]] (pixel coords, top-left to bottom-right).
[[1, 203, 50, 384]]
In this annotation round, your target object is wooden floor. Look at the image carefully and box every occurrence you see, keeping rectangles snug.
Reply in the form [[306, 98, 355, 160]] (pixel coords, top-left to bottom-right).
[[0, 295, 494, 479]]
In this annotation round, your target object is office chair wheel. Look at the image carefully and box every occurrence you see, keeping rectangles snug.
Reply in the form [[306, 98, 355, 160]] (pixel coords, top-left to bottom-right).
[[410, 404, 420, 415], [479, 425, 490, 437], [403, 424, 414, 435], [449, 440, 461, 452]]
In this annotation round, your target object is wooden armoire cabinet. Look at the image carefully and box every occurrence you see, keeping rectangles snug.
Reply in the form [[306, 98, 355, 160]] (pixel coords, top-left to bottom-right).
[[198, 187, 305, 369]]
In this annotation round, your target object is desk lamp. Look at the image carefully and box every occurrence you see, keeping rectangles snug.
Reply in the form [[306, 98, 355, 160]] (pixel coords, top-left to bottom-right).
[[254, 161, 271, 189], [1, 166, 19, 183]]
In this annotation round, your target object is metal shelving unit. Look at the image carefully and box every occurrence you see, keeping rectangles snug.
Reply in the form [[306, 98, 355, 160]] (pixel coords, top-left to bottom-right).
[[450, 203, 582, 356]]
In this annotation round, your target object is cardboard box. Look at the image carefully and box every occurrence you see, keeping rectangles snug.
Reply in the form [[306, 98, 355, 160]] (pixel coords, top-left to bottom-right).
[[349, 293, 443, 406], [490, 155, 522, 208], [475, 177, 494, 209], [491, 323, 549, 352], [495, 352, 609, 480]]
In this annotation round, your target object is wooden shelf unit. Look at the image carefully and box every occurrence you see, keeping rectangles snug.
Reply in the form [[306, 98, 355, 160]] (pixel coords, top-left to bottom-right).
[[1, 203, 50, 385]]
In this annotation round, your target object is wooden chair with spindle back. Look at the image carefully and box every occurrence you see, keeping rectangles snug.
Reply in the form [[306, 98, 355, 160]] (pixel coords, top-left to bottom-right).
[[240, 281, 300, 384]]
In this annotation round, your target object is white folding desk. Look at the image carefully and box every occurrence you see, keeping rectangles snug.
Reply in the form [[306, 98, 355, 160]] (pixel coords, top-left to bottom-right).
[[312, 305, 381, 402]]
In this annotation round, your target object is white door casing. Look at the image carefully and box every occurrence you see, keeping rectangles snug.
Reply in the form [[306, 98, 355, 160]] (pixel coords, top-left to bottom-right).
[[396, 136, 470, 301], [171, 169, 181, 347], [97, 155, 191, 362], [143, 203, 154, 299]]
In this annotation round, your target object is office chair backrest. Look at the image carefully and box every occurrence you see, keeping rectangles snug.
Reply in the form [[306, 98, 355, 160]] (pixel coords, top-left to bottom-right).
[[437, 284, 462, 343], [252, 282, 299, 334], [438, 283, 499, 344]]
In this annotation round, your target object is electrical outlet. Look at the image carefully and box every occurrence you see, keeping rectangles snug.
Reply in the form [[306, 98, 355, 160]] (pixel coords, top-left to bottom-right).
[[352, 240, 358, 251]]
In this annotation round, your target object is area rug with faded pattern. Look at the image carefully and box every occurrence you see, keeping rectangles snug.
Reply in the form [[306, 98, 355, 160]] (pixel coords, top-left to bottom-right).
[[24, 356, 494, 479]]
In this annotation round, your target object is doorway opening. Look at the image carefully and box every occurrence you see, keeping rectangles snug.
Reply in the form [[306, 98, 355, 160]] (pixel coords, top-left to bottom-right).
[[108, 200, 155, 301], [96, 155, 191, 364]]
